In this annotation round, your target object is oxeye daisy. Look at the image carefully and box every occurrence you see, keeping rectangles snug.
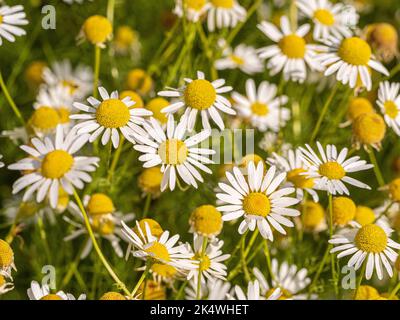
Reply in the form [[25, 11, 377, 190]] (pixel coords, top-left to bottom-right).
[[315, 35, 389, 90], [0, 273, 13, 296], [79, 15, 113, 48], [329, 221, 400, 280], [217, 161, 300, 241], [253, 259, 312, 300], [300, 201, 327, 233], [189, 205, 223, 238], [132, 115, 215, 191], [27, 281, 86, 300], [42, 60, 93, 100], [257, 16, 323, 83], [159, 71, 235, 131], [64, 193, 135, 259], [267, 149, 319, 202], [215, 44, 263, 75], [377, 81, 400, 136], [8, 126, 100, 209], [138, 167, 164, 198], [185, 278, 231, 300], [206, 0, 246, 32], [296, 0, 358, 40], [299, 142, 373, 195], [228, 280, 281, 300], [364, 23, 399, 63], [0, 239, 16, 278], [173, 0, 211, 22], [232, 79, 289, 132], [0, 5, 28, 46], [121, 221, 197, 272], [186, 236, 230, 284], [352, 112, 386, 150], [70, 87, 152, 148]]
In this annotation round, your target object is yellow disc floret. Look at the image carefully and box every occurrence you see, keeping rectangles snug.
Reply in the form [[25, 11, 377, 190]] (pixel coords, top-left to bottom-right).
[[186, 0, 207, 11], [138, 280, 166, 300], [83, 15, 113, 45], [352, 113, 386, 145], [0, 239, 13, 268], [151, 263, 177, 279], [384, 101, 398, 119], [92, 216, 115, 236], [134, 219, 163, 239], [184, 79, 216, 110], [190, 205, 223, 237], [158, 139, 188, 165], [314, 9, 335, 26], [319, 161, 345, 180], [278, 35, 306, 59], [96, 99, 130, 128], [145, 242, 170, 262], [126, 69, 153, 95], [24, 61, 47, 87], [100, 292, 126, 300], [114, 26, 135, 48], [354, 285, 381, 300], [287, 168, 314, 189], [347, 97, 374, 121], [87, 193, 115, 216], [301, 201, 325, 230], [239, 155, 265, 169], [40, 294, 63, 300], [243, 192, 271, 217], [30, 107, 61, 131], [355, 224, 387, 253], [251, 102, 269, 116], [388, 178, 400, 202], [41, 150, 74, 179], [58, 108, 71, 124], [332, 196, 356, 226], [120, 90, 144, 109], [211, 0, 234, 9], [146, 98, 169, 124], [138, 168, 163, 195], [354, 206, 376, 226], [193, 253, 211, 272], [338, 37, 372, 65]]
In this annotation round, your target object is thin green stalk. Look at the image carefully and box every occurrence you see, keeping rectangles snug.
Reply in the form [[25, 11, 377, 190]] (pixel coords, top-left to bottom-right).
[[244, 229, 259, 257], [142, 193, 152, 218], [37, 216, 51, 263], [107, 136, 125, 182], [368, 148, 385, 187], [388, 281, 400, 300], [310, 84, 339, 142], [263, 240, 275, 282], [289, 0, 298, 31], [175, 280, 188, 300], [0, 70, 25, 126], [93, 46, 101, 98], [241, 235, 251, 282], [196, 237, 208, 300], [308, 244, 331, 297], [72, 189, 131, 296], [328, 193, 339, 297], [107, 0, 116, 25], [353, 261, 367, 299]]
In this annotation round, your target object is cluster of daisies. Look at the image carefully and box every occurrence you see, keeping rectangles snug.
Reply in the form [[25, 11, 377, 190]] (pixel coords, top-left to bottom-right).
[[0, 0, 400, 301]]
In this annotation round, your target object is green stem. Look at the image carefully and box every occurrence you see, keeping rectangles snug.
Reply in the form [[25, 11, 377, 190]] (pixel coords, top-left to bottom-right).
[[107, 136, 125, 182], [244, 229, 259, 257], [241, 235, 251, 282], [353, 261, 367, 299], [310, 84, 339, 142], [196, 237, 208, 300], [308, 244, 331, 297], [368, 148, 385, 187], [37, 216, 51, 263], [328, 193, 339, 297], [175, 280, 188, 300], [72, 189, 131, 297], [142, 193, 152, 218], [131, 262, 151, 298], [289, 0, 298, 32], [263, 240, 275, 282], [388, 281, 400, 300], [0, 70, 25, 126], [93, 46, 101, 98], [107, 0, 115, 25]]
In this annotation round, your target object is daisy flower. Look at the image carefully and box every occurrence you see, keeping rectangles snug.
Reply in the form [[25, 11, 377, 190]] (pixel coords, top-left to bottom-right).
[[217, 161, 301, 241], [228, 280, 282, 300], [8, 126, 100, 209], [113, 26, 141, 60], [215, 44, 263, 75], [64, 193, 135, 259], [159, 71, 235, 131], [121, 220, 197, 272], [257, 16, 323, 83], [377, 81, 400, 136], [232, 78, 290, 132], [315, 35, 389, 91], [42, 60, 93, 100], [185, 278, 231, 300], [79, 15, 113, 48], [329, 221, 400, 280], [267, 149, 319, 202], [71, 87, 152, 148], [0, 5, 28, 46], [299, 142, 373, 195], [27, 281, 86, 300], [0, 274, 13, 296], [296, 0, 358, 40], [173, 0, 211, 22], [186, 236, 230, 284], [206, 0, 246, 32], [253, 259, 312, 300], [132, 115, 215, 191]]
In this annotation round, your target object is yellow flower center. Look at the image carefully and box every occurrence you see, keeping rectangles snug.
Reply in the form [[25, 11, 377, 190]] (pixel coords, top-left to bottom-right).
[[301, 201, 325, 229], [87, 193, 115, 216], [57, 188, 70, 211], [352, 113, 386, 145], [83, 15, 113, 45], [368, 23, 398, 46], [30, 107, 61, 131], [278, 34, 306, 59], [151, 263, 177, 278], [138, 280, 166, 300], [158, 139, 188, 165], [100, 292, 126, 300], [190, 205, 223, 236], [120, 90, 144, 109], [185, 0, 207, 11], [146, 98, 169, 124], [239, 154, 265, 169], [389, 178, 400, 202], [134, 219, 163, 239], [211, 0, 234, 9], [184, 79, 216, 110], [0, 275, 5, 286], [251, 102, 269, 116], [0, 239, 13, 268], [96, 99, 130, 128], [115, 26, 135, 47], [314, 9, 335, 26], [126, 69, 153, 95], [25, 61, 47, 86], [230, 55, 245, 65], [318, 161, 345, 180], [338, 37, 372, 66], [332, 197, 356, 226], [92, 216, 115, 236], [145, 242, 170, 262], [243, 192, 271, 217], [193, 253, 211, 272], [355, 224, 387, 253], [40, 294, 63, 300], [0, 16, 3, 25], [287, 168, 314, 189], [138, 167, 164, 194], [355, 206, 376, 226], [347, 97, 374, 121], [62, 80, 79, 95], [58, 108, 70, 124], [41, 150, 74, 179], [266, 287, 292, 300], [384, 101, 398, 119], [354, 285, 381, 300]]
